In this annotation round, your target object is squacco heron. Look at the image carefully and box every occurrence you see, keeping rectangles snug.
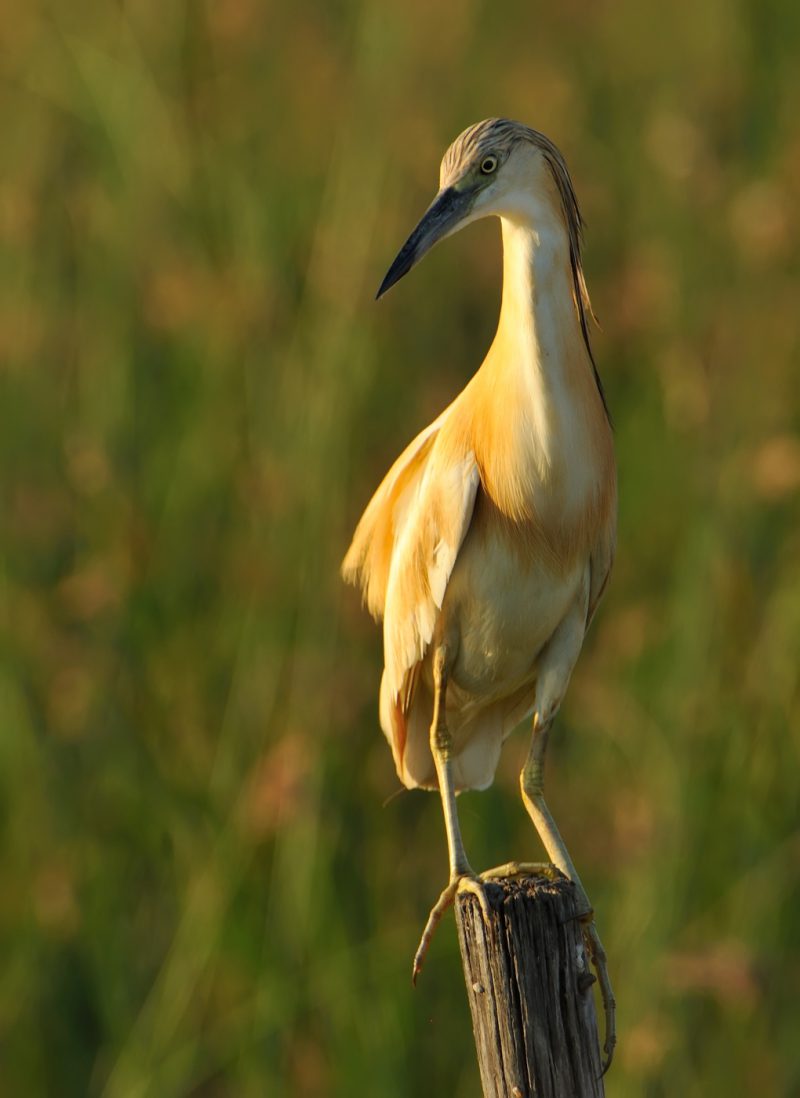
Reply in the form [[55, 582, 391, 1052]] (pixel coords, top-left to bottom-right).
[[343, 118, 616, 1068]]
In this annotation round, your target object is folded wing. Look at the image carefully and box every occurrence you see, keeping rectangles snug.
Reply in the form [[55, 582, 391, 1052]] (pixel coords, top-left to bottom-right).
[[343, 420, 479, 778]]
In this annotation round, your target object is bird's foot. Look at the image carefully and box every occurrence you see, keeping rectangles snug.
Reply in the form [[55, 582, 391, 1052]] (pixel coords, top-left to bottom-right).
[[578, 912, 616, 1074], [412, 864, 560, 982], [412, 871, 493, 984], [479, 860, 561, 883]]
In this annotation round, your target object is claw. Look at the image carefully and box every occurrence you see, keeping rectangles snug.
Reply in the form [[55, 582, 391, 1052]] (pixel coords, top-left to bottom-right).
[[480, 860, 560, 883], [412, 879, 457, 983], [412, 873, 493, 984], [456, 875, 494, 924], [581, 917, 616, 1074]]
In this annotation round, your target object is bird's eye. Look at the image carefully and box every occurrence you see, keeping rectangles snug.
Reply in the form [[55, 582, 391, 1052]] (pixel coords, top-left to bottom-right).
[[480, 155, 498, 175]]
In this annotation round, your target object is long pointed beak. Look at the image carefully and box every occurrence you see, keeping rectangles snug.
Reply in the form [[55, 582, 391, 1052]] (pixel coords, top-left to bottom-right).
[[376, 186, 475, 300]]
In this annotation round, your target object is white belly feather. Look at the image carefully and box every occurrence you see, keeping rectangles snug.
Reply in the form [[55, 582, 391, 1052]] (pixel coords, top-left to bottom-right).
[[439, 522, 584, 712]]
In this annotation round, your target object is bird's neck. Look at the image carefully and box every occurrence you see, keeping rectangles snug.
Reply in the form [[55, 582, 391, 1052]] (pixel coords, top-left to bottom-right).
[[493, 210, 597, 434], [473, 205, 613, 524]]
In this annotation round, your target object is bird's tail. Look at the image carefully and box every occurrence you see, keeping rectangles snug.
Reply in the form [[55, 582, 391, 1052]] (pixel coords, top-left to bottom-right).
[[379, 670, 528, 793]]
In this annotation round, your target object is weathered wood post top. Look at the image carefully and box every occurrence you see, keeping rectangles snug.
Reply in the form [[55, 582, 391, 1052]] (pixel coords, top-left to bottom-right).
[[456, 872, 606, 1098]]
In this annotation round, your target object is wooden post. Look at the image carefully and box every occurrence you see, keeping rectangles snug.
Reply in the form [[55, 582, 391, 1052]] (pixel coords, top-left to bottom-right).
[[455, 874, 605, 1098]]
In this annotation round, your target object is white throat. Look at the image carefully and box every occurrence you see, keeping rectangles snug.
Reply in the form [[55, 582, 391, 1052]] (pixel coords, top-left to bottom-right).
[[485, 203, 604, 491]]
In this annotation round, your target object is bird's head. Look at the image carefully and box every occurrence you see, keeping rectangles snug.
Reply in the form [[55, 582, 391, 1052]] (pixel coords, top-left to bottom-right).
[[377, 118, 580, 299]]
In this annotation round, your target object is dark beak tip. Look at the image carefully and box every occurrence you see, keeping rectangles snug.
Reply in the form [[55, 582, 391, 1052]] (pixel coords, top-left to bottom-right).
[[375, 256, 410, 302], [373, 186, 463, 304]]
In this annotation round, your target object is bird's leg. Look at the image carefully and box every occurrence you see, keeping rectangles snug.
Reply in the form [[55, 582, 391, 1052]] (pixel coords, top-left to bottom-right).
[[521, 714, 616, 1072], [412, 646, 492, 984]]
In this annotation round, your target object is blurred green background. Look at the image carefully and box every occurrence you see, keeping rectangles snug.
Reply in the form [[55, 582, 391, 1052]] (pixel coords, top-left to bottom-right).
[[2, 1, 799, 1094]]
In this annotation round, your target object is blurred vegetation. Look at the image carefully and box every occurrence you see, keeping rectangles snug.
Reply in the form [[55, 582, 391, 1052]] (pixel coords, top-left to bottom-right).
[[1, 0, 799, 1095]]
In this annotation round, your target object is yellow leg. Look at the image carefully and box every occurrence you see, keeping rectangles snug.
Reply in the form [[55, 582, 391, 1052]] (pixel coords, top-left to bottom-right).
[[412, 646, 492, 983], [521, 715, 617, 1073]]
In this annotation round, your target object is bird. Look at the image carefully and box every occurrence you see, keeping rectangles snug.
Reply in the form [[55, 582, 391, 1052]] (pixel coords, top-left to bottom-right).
[[342, 118, 617, 1068]]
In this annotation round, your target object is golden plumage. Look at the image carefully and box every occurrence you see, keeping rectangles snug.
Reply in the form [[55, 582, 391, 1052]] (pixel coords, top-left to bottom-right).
[[343, 120, 616, 790], [343, 118, 617, 1066]]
